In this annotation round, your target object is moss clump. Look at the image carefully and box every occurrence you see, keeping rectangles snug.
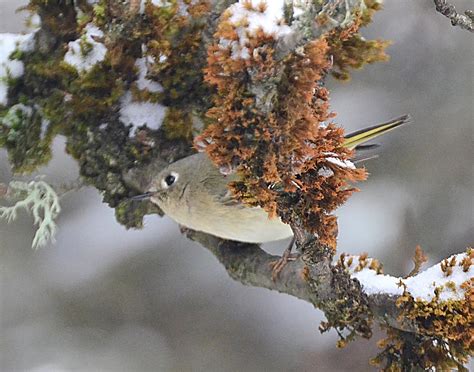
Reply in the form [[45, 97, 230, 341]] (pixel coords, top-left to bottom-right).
[[1, 0, 387, 235], [162, 108, 194, 141], [327, 4, 390, 81], [197, 11, 367, 249], [115, 199, 163, 229], [0, 104, 54, 173], [143, 0, 213, 110], [373, 248, 474, 371], [319, 265, 373, 346]]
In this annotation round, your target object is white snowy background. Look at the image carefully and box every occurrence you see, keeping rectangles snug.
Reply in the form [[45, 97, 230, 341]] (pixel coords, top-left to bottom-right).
[[1, 1, 472, 371]]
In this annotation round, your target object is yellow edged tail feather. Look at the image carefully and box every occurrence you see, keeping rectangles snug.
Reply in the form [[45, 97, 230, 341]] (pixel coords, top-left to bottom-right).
[[343, 115, 410, 150]]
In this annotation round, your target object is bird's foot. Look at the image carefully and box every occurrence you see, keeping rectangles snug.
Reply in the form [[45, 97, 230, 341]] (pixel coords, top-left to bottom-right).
[[270, 238, 299, 281], [179, 224, 192, 235]]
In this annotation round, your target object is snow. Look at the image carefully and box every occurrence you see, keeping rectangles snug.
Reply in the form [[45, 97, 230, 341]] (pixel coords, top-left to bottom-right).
[[119, 91, 167, 133], [326, 157, 356, 169], [135, 58, 163, 93], [0, 33, 36, 105], [352, 269, 403, 297], [222, 0, 292, 59], [64, 23, 107, 73], [404, 254, 473, 301], [140, 0, 173, 14], [1, 103, 33, 127], [120, 54, 166, 132], [41, 117, 51, 139], [29, 14, 42, 29], [317, 167, 334, 177], [347, 252, 473, 302]]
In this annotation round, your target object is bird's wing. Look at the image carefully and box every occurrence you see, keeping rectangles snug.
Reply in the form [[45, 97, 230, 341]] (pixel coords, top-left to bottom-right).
[[200, 172, 244, 207], [196, 153, 245, 208]]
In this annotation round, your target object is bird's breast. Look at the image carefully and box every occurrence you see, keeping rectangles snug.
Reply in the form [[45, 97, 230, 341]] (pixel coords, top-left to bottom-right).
[[159, 191, 292, 243]]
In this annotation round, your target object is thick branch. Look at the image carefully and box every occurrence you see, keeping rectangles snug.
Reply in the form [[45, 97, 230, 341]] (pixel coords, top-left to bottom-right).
[[434, 0, 474, 32], [186, 229, 418, 333]]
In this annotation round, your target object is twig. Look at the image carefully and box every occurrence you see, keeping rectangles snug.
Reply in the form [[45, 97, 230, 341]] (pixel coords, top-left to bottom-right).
[[434, 0, 474, 32]]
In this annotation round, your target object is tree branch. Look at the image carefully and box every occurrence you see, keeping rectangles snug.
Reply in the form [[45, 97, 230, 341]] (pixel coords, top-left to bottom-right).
[[434, 0, 474, 32], [1, 0, 473, 368], [186, 229, 422, 333]]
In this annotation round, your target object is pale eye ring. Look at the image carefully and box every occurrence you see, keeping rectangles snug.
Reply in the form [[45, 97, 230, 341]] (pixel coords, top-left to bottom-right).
[[161, 171, 179, 189]]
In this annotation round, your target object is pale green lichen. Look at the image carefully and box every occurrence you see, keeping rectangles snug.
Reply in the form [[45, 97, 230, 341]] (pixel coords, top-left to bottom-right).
[[0, 180, 61, 249]]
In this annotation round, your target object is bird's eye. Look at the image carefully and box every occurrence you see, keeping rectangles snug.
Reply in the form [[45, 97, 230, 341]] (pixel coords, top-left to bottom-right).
[[165, 175, 175, 186], [161, 171, 179, 189]]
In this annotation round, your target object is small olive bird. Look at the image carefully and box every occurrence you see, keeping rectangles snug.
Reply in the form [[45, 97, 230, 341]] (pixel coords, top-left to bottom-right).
[[133, 115, 410, 243]]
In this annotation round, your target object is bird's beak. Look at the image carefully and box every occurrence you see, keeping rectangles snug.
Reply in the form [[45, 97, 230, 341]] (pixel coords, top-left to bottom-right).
[[130, 191, 154, 201]]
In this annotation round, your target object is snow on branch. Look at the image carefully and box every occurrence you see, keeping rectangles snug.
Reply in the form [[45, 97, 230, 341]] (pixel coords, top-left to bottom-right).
[[187, 228, 473, 368], [341, 251, 473, 302], [0, 0, 472, 369]]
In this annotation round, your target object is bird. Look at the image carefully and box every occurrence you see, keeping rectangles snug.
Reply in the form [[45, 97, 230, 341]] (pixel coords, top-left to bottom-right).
[[133, 115, 410, 244]]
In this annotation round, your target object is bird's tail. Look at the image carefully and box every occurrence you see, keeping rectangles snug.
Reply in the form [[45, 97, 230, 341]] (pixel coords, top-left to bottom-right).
[[343, 115, 410, 151]]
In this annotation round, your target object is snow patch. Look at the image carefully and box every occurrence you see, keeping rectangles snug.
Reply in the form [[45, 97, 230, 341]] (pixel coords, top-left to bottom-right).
[[140, 0, 173, 13], [326, 157, 356, 169], [1, 103, 33, 128], [0, 33, 36, 105], [135, 57, 163, 93], [404, 255, 473, 301], [352, 269, 403, 297], [119, 91, 167, 133], [317, 167, 334, 178], [222, 0, 292, 59], [64, 23, 107, 73]]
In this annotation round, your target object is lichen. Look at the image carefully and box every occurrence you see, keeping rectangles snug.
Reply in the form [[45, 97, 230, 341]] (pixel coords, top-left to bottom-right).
[[0, 180, 61, 249]]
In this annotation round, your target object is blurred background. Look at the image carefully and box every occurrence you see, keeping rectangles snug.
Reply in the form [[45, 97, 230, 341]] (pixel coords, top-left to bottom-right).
[[0, 1, 472, 371]]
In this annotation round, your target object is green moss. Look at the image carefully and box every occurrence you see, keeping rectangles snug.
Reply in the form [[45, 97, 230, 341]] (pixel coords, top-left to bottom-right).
[[115, 199, 163, 229], [2, 0, 210, 228], [329, 34, 390, 81], [326, 5, 390, 82], [92, 2, 106, 25], [162, 108, 194, 141], [318, 265, 373, 346], [142, 0, 214, 111], [0, 104, 54, 173]]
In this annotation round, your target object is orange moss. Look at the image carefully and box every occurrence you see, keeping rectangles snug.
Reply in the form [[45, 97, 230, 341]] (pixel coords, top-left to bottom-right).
[[396, 279, 473, 349], [460, 248, 473, 272], [338, 252, 383, 274], [196, 14, 367, 249], [440, 255, 459, 277], [407, 245, 428, 277], [300, 265, 311, 281]]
